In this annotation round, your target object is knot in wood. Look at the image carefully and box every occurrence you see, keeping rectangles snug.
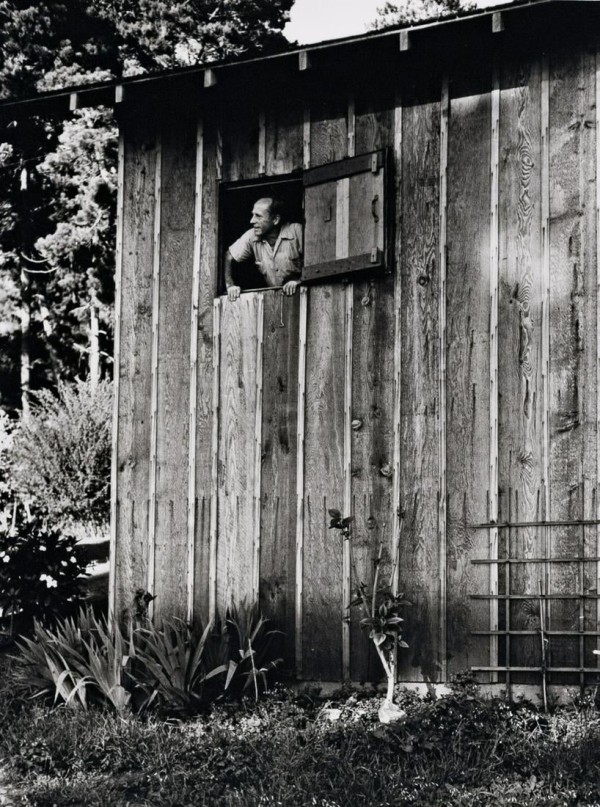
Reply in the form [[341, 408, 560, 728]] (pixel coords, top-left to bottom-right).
[[417, 274, 430, 286]]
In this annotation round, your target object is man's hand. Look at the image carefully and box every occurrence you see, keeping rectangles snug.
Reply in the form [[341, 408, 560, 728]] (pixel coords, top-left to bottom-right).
[[282, 280, 299, 296], [227, 285, 241, 301]]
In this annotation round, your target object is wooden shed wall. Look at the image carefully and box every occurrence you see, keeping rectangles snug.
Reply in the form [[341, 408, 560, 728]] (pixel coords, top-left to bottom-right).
[[112, 42, 600, 684]]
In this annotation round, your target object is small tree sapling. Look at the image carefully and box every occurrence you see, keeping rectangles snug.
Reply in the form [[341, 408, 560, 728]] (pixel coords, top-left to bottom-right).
[[329, 509, 410, 723]]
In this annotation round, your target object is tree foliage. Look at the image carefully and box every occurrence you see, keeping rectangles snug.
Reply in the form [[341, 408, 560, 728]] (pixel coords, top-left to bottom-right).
[[374, 0, 474, 28], [0, 0, 294, 412]]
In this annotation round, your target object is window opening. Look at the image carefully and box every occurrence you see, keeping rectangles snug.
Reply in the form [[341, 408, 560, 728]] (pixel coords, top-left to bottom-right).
[[219, 175, 303, 296]]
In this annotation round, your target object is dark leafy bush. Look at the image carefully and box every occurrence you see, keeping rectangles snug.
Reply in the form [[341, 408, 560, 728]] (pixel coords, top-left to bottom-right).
[[0, 503, 86, 634]]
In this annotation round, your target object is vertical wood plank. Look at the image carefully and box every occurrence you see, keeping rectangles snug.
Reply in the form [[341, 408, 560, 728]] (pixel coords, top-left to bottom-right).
[[147, 133, 162, 610], [350, 276, 395, 682], [109, 128, 125, 622], [310, 97, 348, 166], [258, 109, 267, 176], [445, 76, 492, 677], [398, 87, 441, 682], [114, 117, 159, 618], [216, 294, 261, 613], [596, 50, 600, 661], [350, 98, 397, 683], [221, 100, 258, 182], [260, 292, 300, 667], [252, 295, 264, 603], [265, 99, 303, 175], [343, 95, 355, 681], [303, 285, 346, 680], [343, 285, 353, 680], [194, 119, 219, 624], [355, 101, 395, 157], [186, 118, 203, 624], [153, 116, 196, 622], [209, 300, 221, 621], [498, 59, 544, 679], [438, 77, 449, 683], [303, 106, 311, 170], [296, 288, 308, 677], [547, 52, 596, 675], [392, 96, 403, 599], [490, 68, 500, 676]]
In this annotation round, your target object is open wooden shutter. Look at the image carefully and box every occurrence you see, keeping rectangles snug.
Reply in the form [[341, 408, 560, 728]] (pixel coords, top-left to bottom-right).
[[302, 150, 386, 281]]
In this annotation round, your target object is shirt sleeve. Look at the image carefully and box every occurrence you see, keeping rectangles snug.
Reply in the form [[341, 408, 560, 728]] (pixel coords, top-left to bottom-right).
[[228, 229, 255, 263], [292, 223, 303, 258]]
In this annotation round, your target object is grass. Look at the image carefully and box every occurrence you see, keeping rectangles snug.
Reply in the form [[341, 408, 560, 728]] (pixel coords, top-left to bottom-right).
[[2, 655, 600, 806]]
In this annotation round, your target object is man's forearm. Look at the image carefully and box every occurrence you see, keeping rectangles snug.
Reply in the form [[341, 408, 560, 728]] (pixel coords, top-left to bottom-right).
[[224, 251, 235, 289]]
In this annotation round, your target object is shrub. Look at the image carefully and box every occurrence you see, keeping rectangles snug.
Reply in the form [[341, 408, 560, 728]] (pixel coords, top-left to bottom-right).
[[13, 609, 133, 711], [8, 378, 112, 528], [0, 502, 87, 634], [12, 601, 283, 715]]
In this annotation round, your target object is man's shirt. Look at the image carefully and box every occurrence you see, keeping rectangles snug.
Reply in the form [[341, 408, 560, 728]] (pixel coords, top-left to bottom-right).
[[228, 222, 303, 287]]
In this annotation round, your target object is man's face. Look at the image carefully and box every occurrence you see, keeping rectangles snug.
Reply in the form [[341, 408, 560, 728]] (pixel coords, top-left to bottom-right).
[[250, 199, 279, 238]]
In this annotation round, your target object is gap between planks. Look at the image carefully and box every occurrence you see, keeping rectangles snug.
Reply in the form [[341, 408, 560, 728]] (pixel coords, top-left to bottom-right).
[[342, 96, 355, 680], [295, 288, 308, 678], [108, 129, 125, 623], [392, 94, 403, 597], [186, 118, 204, 623], [209, 299, 221, 621], [253, 295, 265, 603], [596, 48, 600, 658], [147, 132, 163, 614], [489, 65, 500, 681], [439, 76, 449, 682]]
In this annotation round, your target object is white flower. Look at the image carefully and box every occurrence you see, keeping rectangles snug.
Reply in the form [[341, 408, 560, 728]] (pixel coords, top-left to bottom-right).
[[2, 556, 9, 564], [39, 545, 46, 552], [61, 560, 68, 567], [40, 574, 57, 588]]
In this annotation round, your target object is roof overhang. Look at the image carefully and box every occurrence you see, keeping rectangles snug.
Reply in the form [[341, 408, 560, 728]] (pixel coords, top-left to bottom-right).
[[0, 0, 598, 119]]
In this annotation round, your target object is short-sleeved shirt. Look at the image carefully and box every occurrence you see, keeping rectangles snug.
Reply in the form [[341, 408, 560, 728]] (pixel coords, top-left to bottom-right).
[[228, 222, 303, 287]]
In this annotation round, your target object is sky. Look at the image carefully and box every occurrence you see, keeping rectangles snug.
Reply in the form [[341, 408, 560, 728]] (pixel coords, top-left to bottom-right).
[[283, 0, 503, 44]]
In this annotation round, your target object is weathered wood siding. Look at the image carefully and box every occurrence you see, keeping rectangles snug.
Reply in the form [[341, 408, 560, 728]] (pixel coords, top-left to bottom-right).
[[112, 42, 600, 683]]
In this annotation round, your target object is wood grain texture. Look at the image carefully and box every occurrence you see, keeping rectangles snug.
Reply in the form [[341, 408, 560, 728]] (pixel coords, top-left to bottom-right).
[[296, 288, 308, 677], [350, 276, 395, 682], [398, 92, 442, 682], [498, 60, 544, 679], [193, 118, 220, 623], [547, 52, 597, 674], [302, 285, 345, 680], [265, 98, 304, 175], [153, 115, 197, 622], [109, 129, 125, 622], [216, 294, 261, 614], [350, 106, 396, 683], [445, 82, 492, 676], [259, 292, 300, 667], [186, 118, 203, 623], [310, 97, 348, 167], [355, 100, 394, 156], [114, 116, 159, 618], [147, 133, 162, 611], [221, 100, 258, 181]]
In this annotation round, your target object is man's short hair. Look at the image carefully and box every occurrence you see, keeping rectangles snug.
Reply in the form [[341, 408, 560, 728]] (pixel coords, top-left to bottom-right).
[[257, 196, 286, 222]]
